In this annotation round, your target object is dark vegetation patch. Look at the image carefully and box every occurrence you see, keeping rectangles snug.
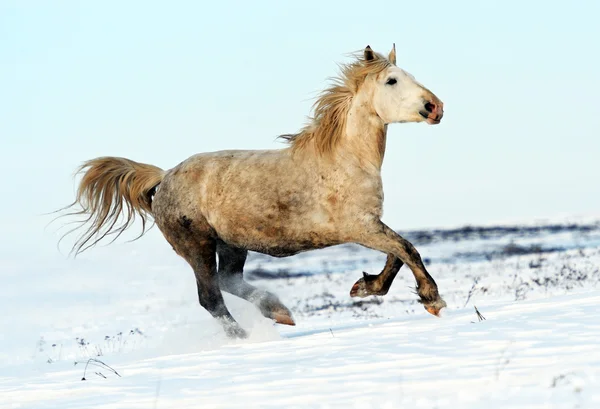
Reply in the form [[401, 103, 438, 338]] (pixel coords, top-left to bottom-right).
[[301, 296, 398, 319], [400, 222, 600, 246], [454, 243, 568, 262], [529, 263, 600, 292], [245, 268, 314, 280]]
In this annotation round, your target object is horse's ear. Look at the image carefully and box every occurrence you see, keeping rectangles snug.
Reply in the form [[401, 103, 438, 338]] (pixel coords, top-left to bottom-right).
[[388, 43, 396, 65], [364, 45, 375, 61]]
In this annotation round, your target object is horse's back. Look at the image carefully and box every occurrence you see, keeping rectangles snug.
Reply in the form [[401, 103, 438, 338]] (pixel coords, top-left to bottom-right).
[[151, 147, 342, 252]]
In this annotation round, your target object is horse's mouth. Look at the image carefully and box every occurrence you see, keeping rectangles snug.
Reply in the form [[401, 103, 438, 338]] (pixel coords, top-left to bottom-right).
[[419, 110, 442, 125]]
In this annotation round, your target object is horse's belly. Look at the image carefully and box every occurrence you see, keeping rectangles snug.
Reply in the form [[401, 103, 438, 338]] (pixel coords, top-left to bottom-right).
[[213, 211, 340, 258], [244, 240, 332, 258]]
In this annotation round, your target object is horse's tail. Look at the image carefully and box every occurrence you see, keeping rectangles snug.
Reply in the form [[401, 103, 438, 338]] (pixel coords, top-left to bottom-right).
[[59, 157, 165, 256]]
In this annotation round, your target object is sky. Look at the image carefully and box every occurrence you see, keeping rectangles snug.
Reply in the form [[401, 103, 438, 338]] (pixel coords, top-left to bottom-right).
[[1, 0, 599, 259]]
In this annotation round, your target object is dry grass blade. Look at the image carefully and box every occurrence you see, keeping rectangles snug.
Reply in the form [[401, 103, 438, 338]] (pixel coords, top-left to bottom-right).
[[474, 305, 486, 321], [463, 277, 479, 308]]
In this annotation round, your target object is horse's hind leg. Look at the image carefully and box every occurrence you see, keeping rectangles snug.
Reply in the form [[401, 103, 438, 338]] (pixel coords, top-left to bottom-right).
[[217, 241, 295, 326], [187, 240, 247, 338], [349, 254, 404, 298], [163, 228, 247, 338]]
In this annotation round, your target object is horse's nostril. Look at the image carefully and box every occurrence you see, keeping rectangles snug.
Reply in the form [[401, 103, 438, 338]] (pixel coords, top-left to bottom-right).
[[424, 102, 435, 114]]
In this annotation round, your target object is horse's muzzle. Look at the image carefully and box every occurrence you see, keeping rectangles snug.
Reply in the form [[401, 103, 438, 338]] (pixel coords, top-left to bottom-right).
[[419, 99, 444, 125]]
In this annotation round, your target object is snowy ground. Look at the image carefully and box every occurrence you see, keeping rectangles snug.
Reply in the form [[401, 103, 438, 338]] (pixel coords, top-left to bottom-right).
[[1, 218, 600, 408]]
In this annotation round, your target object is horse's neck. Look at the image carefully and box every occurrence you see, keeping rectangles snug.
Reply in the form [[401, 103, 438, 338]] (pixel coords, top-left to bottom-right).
[[341, 95, 387, 174]]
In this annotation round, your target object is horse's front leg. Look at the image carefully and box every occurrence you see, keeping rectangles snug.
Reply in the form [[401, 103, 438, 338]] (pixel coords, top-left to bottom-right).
[[349, 253, 403, 297], [354, 221, 446, 316]]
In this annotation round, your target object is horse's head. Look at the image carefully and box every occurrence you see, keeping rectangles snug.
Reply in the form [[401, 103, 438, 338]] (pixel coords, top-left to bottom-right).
[[364, 45, 444, 126]]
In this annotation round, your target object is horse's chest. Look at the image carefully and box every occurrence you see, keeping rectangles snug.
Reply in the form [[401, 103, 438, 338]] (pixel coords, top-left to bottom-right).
[[331, 175, 384, 215]]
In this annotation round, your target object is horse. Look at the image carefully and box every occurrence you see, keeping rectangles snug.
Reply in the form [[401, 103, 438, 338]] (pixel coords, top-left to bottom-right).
[[58, 44, 447, 338]]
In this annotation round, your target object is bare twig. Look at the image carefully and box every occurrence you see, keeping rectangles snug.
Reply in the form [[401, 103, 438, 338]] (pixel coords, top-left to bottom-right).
[[80, 358, 121, 381], [464, 277, 480, 308], [474, 306, 486, 321]]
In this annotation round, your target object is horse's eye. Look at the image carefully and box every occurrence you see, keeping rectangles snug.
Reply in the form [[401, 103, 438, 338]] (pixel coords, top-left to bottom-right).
[[386, 78, 397, 85]]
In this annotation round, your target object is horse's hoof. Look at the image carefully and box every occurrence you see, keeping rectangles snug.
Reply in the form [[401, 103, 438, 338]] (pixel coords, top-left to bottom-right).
[[223, 323, 249, 339], [424, 298, 447, 317], [425, 305, 442, 316], [258, 295, 296, 325], [350, 279, 368, 298], [350, 272, 382, 298], [271, 311, 296, 326]]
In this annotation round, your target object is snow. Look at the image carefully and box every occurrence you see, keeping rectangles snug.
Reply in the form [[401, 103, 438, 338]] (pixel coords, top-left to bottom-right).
[[1, 220, 600, 408]]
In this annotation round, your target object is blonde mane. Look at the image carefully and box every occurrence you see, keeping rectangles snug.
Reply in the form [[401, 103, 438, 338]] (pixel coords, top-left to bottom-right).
[[280, 51, 392, 156]]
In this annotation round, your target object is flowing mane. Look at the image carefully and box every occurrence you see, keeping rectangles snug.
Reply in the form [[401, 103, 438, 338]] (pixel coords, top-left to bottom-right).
[[280, 51, 392, 156]]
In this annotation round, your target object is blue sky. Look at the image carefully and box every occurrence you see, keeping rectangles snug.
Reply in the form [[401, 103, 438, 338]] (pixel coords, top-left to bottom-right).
[[1, 0, 599, 257]]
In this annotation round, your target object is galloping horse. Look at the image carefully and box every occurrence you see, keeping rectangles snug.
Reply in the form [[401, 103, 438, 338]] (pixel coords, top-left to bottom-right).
[[60, 45, 447, 338]]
